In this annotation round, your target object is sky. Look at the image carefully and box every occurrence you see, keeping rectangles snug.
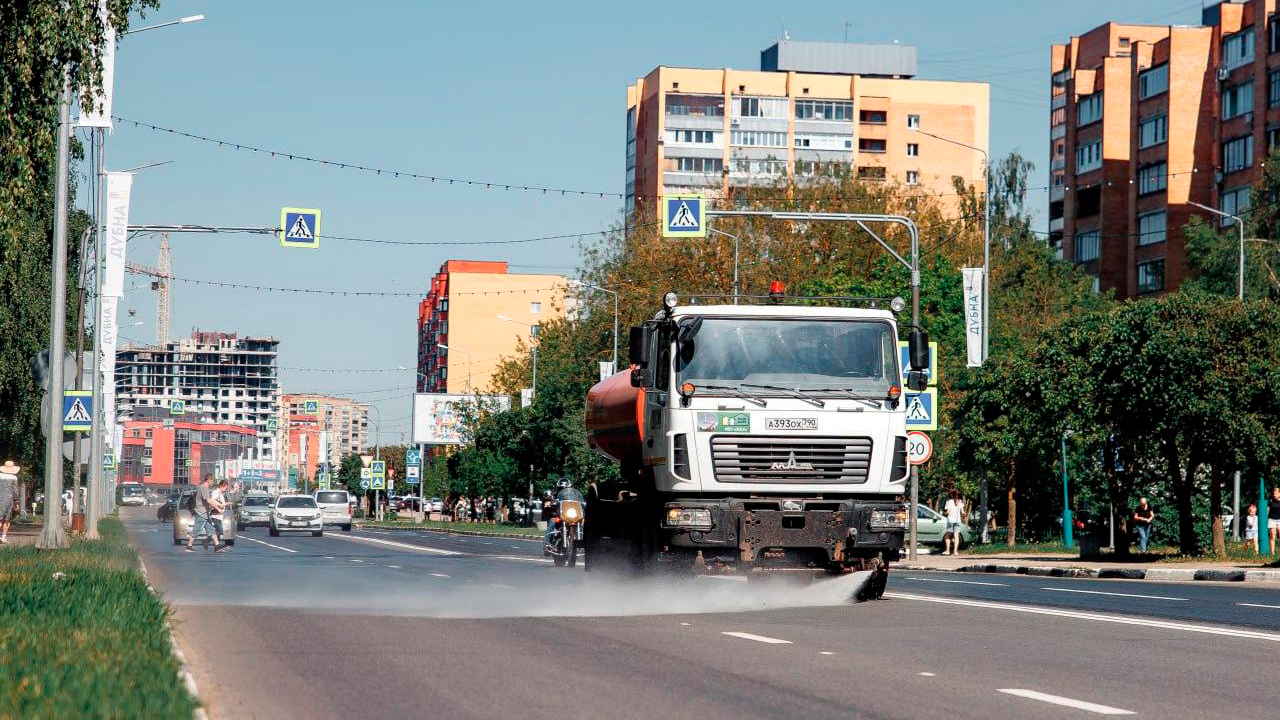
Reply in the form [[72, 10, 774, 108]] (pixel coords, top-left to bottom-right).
[[91, 0, 1207, 439]]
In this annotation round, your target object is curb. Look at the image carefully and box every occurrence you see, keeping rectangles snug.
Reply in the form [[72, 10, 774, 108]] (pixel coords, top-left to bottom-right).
[[897, 562, 1280, 583], [354, 523, 541, 542], [137, 557, 208, 720]]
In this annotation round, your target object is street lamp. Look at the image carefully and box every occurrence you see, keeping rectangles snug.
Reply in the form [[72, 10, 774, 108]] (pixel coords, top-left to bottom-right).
[[496, 315, 537, 401], [122, 14, 205, 36], [1188, 201, 1245, 301], [707, 227, 745, 305], [1061, 429, 1074, 549], [567, 280, 619, 371], [436, 343, 472, 391], [909, 127, 990, 363]]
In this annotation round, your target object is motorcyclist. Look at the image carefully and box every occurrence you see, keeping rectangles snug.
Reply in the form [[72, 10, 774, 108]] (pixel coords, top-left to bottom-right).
[[542, 491, 559, 549]]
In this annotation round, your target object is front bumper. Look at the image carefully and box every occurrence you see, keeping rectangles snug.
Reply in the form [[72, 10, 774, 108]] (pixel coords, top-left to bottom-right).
[[240, 513, 271, 526], [661, 497, 904, 564], [273, 517, 322, 530]]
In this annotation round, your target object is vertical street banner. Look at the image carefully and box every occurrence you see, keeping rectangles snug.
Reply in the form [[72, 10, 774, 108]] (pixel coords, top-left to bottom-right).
[[962, 267, 984, 368], [102, 172, 132, 297], [77, 1, 115, 129], [98, 295, 118, 452]]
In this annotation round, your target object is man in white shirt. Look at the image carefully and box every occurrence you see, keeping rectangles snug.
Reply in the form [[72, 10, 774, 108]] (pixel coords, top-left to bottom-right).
[[943, 490, 965, 556]]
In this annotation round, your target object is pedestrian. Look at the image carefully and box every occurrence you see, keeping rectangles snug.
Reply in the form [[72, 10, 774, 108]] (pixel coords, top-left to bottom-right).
[[1132, 497, 1155, 553], [185, 474, 223, 553], [0, 460, 20, 545], [1269, 488, 1280, 556], [942, 490, 965, 556], [1244, 503, 1259, 555], [209, 480, 231, 553]]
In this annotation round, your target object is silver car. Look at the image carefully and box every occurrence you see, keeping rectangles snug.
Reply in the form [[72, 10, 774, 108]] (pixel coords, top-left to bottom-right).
[[269, 495, 323, 537], [172, 490, 237, 546], [237, 493, 275, 530], [312, 489, 352, 531]]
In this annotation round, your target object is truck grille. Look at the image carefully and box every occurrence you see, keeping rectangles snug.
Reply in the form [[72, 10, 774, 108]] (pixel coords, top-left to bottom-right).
[[711, 436, 873, 484]]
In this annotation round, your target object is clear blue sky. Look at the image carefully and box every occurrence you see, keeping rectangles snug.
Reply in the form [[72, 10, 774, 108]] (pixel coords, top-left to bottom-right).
[[93, 0, 1205, 438]]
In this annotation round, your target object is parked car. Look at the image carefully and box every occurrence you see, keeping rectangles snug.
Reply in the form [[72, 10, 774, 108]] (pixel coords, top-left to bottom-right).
[[398, 496, 422, 512], [157, 492, 181, 523], [172, 491, 236, 546], [428, 497, 443, 513], [914, 504, 973, 548], [313, 489, 353, 531], [269, 495, 323, 537], [237, 493, 275, 530]]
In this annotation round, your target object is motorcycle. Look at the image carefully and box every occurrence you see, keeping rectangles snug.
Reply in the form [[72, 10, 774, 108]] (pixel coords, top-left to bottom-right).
[[545, 489, 585, 567]]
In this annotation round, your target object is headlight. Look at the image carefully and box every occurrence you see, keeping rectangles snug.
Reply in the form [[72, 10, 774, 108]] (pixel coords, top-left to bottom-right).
[[869, 508, 908, 529], [665, 507, 712, 530]]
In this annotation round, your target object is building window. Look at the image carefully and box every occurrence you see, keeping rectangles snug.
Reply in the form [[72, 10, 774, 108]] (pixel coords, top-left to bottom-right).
[[529, 302, 541, 314], [665, 156, 723, 173], [906, 143, 919, 157], [905, 170, 919, 185], [1075, 230, 1100, 263], [731, 158, 787, 176], [1138, 163, 1167, 195], [1138, 64, 1169, 99], [1221, 185, 1251, 224], [857, 166, 887, 181], [1224, 27, 1255, 70], [1271, 15, 1280, 53], [1271, 71, 1280, 108], [665, 93, 723, 117], [1268, 125, 1280, 150], [733, 96, 787, 119], [665, 129, 716, 144], [794, 133, 852, 150], [859, 110, 886, 124], [729, 129, 787, 147], [1222, 80, 1254, 119], [858, 138, 887, 153], [1137, 259, 1165, 294], [530, 324, 541, 337], [906, 114, 920, 129], [1138, 211, 1167, 246], [1076, 93, 1103, 126], [1075, 141, 1102, 173], [1138, 115, 1168, 148], [1223, 134, 1254, 173], [795, 99, 853, 121]]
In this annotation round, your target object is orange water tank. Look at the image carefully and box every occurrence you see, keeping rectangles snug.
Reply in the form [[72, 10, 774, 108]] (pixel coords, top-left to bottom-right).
[[584, 370, 645, 464]]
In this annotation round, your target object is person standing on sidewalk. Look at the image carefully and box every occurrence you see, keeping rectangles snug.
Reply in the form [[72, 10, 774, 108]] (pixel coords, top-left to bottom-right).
[[1268, 488, 1280, 556], [0, 460, 20, 545], [942, 490, 965, 556], [1244, 504, 1259, 555], [1132, 498, 1155, 553]]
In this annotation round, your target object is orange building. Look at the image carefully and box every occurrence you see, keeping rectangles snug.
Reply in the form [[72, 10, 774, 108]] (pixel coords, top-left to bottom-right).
[[625, 40, 989, 217], [118, 412, 257, 487], [1051, 1, 1280, 297], [284, 412, 322, 484]]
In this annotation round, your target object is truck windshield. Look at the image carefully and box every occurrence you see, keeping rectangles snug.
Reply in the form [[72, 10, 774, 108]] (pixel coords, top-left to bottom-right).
[[675, 318, 898, 396]]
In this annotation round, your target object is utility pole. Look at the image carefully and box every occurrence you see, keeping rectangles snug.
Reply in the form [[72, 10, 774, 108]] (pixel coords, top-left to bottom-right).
[[36, 72, 73, 549]]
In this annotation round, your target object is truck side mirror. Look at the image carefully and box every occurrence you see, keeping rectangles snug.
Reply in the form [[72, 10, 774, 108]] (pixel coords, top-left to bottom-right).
[[629, 325, 653, 367], [908, 328, 930, 371], [629, 367, 652, 388]]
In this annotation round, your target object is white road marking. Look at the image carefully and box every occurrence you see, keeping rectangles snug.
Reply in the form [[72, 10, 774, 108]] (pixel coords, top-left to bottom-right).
[[918, 672, 936, 677], [679, 622, 691, 626], [331, 533, 461, 555], [509, 545, 523, 549], [998, 689, 1134, 715], [698, 575, 749, 583], [323, 556, 335, 559], [819, 651, 834, 655], [490, 583, 517, 590], [1041, 587, 1187, 601], [900, 576, 1007, 586], [237, 536, 298, 554], [1238, 602, 1280, 609], [721, 632, 792, 645], [493, 555, 554, 564], [887, 592, 1280, 642], [385, 565, 401, 569], [430, 573, 450, 579], [349, 559, 364, 563]]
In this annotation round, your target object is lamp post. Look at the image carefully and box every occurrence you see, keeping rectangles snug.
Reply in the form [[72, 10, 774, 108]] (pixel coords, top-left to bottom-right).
[[1188, 201, 1244, 301], [567, 280, 619, 370], [122, 14, 205, 35], [436, 343, 472, 391], [1061, 430, 1074, 549], [909, 127, 989, 362], [707, 227, 743, 305], [497, 315, 538, 401]]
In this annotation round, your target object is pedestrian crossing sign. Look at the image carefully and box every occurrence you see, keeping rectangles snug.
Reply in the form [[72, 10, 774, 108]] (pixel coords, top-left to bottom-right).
[[662, 194, 705, 238], [279, 207, 321, 248], [303, 400, 319, 415], [903, 387, 938, 431], [62, 390, 93, 432], [169, 399, 185, 416]]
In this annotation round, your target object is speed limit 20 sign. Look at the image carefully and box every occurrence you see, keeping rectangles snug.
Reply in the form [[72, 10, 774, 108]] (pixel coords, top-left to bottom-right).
[[906, 431, 933, 465]]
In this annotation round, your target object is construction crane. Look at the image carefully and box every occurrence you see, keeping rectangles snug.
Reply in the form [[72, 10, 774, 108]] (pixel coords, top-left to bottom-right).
[[124, 232, 171, 345]]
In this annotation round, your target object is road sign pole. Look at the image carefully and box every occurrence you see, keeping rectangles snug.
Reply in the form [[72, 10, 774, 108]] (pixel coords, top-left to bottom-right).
[[1061, 434, 1073, 549], [1261, 477, 1271, 556]]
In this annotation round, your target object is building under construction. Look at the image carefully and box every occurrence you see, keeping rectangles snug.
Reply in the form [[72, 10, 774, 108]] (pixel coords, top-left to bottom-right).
[[115, 330, 281, 462]]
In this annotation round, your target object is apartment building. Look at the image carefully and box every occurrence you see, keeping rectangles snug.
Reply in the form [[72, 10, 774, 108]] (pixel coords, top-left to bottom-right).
[[117, 406, 258, 487], [1051, 1, 1279, 297], [625, 40, 990, 217], [416, 261, 569, 394], [115, 331, 280, 461], [279, 393, 370, 469]]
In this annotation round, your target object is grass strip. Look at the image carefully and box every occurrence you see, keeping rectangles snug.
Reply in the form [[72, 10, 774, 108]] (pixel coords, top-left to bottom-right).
[[0, 517, 197, 720]]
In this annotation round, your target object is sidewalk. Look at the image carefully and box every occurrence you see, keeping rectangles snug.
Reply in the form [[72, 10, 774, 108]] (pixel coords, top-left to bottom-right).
[[898, 550, 1280, 583]]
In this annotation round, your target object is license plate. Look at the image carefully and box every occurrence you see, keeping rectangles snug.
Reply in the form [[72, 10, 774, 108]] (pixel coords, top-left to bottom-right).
[[767, 417, 817, 430], [290, 521, 307, 527]]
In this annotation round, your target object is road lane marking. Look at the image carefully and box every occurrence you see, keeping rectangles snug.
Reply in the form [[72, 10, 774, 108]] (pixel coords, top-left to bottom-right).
[[330, 533, 461, 555], [1238, 602, 1280, 609], [819, 651, 834, 655], [680, 622, 691, 626], [918, 672, 936, 677], [385, 565, 401, 569], [493, 555, 554, 564], [490, 583, 517, 590], [430, 573, 450, 578], [887, 592, 1280, 642], [900, 576, 1007, 586], [350, 559, 364, 563], [1040, 587, 1187, 601], [698, 575, 749, 582], [237, 537, 298, 553], [721, 632, 792, 645], [323, 556, 335, 559], [998, 689, 1133, 715]]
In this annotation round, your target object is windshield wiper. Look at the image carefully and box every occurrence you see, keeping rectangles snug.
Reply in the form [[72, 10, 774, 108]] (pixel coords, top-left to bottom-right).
[[806, 388, 885, 409], [741, 383, 825, 408], [695, 384, 769, 407]]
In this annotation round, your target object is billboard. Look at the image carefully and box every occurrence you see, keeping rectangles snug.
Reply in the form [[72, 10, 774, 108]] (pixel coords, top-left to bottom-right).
[[412, 393, 512, 445]]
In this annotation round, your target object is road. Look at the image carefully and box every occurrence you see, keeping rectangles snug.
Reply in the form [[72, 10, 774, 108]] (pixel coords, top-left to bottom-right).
[[123, 507, 1280, 720]]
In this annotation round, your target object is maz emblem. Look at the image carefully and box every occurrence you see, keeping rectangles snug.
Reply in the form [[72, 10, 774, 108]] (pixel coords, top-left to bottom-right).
[[770, 451, 814, 472]]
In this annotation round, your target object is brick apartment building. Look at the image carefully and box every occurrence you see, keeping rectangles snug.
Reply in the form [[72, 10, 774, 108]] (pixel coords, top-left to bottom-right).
[[1052, 1, 1279, 297]]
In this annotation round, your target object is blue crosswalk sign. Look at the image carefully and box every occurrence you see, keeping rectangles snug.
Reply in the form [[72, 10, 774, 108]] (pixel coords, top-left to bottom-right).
[[662, 195, 705, 238], [406, 449, 421, 466], [62, 391, 93, 432], [904, 388, 938, 431], [280, 207, 321, 248]]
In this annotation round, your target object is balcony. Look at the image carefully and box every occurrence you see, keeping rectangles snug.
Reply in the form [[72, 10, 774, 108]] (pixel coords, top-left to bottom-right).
[[1051, 123, 1065, 140], [1049, 185, 1064, 203], [1052, 94, 1066, 110]]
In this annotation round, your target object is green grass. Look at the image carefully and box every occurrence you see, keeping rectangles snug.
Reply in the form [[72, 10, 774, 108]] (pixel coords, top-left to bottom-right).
[[959, 542, 1075, 556], [361, 518, 542, 537], [957, 539, 1280, 566], [0, 518, 197, 720]]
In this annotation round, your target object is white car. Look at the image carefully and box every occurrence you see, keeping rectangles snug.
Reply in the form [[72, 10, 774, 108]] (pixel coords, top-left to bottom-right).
[[269, 495, 323, 537], [313, 489, 353, 531]]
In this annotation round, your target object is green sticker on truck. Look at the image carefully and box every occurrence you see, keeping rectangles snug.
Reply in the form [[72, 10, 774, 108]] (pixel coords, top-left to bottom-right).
[[698, 411, 750, 433]]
